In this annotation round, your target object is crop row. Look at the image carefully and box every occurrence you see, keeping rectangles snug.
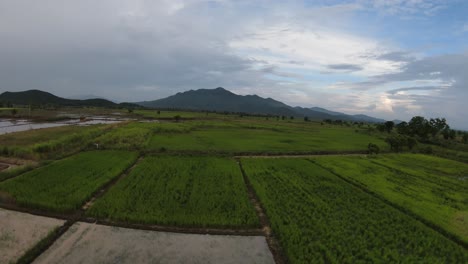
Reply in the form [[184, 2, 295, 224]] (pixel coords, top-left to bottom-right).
[[0, 151, 138, 212], [312, 154, 468, 243], [241, 158, 467, 263], [87, 156, 259, 228]]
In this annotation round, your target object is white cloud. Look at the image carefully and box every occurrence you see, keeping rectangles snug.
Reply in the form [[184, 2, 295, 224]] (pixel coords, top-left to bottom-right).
[[230, 26, 404, 77]]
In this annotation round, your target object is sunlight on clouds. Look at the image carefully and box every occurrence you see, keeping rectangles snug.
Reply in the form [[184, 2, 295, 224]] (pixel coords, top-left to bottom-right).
[[229, 26, 404, 78]]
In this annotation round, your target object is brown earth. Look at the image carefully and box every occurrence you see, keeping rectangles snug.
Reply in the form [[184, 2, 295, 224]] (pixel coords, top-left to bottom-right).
[[34, 222, 275, 264], [0, 208, 64, 264]]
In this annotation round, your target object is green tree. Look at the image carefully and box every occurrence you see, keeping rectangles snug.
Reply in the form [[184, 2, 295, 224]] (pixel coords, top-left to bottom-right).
[[367, 143, 380, 155], [11, 109, 17, 116], [384, 121, 395, 133]]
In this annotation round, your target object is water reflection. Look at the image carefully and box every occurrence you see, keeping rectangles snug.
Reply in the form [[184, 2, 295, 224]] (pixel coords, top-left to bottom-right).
[[0, 117, 129, 135]]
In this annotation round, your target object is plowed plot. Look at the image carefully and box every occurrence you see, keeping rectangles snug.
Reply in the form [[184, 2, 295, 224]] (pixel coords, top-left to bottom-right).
[[87, 156, 258, 228], [242, 158, 468, 263], [0, 151, 138, 212], [312, 154, 468, 243], [0, 209, 64, 264], [34, 222, 274, 264]]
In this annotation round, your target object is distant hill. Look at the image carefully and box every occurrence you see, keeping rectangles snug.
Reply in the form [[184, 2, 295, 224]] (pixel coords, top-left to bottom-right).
[[0, 90, 138, 108], [138, 87, 386, 123]]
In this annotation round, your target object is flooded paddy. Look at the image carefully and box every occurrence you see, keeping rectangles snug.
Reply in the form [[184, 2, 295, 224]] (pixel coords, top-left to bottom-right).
[[34, 222, 274, 264], [0, 117, 129, 135]]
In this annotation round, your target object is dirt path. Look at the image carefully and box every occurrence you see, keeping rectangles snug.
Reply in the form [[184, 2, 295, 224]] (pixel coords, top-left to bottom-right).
[[34, 222, 275, 264], [0, 208, 64, 264], [237, 159, 287, 264]]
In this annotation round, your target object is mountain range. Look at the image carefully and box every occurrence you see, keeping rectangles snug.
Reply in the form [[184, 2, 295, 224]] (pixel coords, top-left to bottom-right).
[[0, 88, 388, 123], [138, 87, 386, 123], [0, 90, 137, 108]]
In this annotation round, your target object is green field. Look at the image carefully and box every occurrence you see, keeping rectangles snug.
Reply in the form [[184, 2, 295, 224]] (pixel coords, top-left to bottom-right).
[[241, 158, 467, 263], [93, 122, 154, 150], [0, 124, 112, 159], [87, 156, 259, 228], [148, 121, 386, 153], [312, 154, 468, 243], [0, 151, 138, 212]]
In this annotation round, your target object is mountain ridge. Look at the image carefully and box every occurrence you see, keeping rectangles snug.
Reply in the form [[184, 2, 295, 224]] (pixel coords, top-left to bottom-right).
[[0, 89, 137, 108], [138, 87, 386, 123]]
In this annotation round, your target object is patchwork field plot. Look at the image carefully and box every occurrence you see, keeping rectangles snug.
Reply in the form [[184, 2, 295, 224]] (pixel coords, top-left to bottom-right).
[[0, 151, 138, 212], [0, 209, 64, 264], [34, 222, 274, 264], [0, 124, 108, 159], [149, 123, 386, 153], [87, 156, 258, 228], [312, 154, 468, 243], [94, 122, 154, 150], [241, 158, 468, 263]]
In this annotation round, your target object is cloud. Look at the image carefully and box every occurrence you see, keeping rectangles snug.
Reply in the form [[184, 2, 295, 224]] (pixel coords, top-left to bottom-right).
[[386, 86, 442, 95], [326, 64, 363, 72], [363, 0, 447, 16]]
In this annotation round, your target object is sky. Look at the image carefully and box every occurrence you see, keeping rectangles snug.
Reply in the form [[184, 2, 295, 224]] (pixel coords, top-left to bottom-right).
[[0, 0, 467, 128]]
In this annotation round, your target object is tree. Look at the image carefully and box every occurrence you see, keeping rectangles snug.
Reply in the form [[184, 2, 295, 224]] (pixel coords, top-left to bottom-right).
[[384, 121, 395, 133], [376, 123, 386, 132], [385, 135, 408, 152], [11, 109, 17, 116], [462, 133, 468, 144], [127, 108, 133, 113], [406, 137, 417, 150], [174, 115, 181, 122], [396, 121, 409, 135], [367, 143, 380, 155], [304, 116, 309, 122], [429, 118, 448, 137], [408, 116, 431, 139], [290, 116, 294, 120]]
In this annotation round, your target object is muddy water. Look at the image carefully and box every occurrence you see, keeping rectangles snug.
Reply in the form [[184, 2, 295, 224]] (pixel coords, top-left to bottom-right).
[[0, 118, 127, 135]]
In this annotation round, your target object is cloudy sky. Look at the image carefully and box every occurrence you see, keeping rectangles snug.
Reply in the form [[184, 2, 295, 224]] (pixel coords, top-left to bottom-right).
[[1, 0, 467, 128]]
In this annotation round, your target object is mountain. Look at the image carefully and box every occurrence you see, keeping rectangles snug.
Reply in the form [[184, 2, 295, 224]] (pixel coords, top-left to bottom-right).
[[0, 90, 138, 108], [138, 87, 386, 123], [139, 87, 298, 116]]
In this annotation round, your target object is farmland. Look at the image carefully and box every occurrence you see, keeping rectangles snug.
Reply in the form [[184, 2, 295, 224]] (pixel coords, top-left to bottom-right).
[[312, 154, 468, 243], [0, 151, 137, 212], [241, 158, 468, 263], [148, 121, 387, 153], [87, 156, 259, 228], [1, 109, 468, 263]]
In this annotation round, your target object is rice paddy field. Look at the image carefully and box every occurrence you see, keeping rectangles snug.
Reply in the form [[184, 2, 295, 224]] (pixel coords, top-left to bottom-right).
[[1, 110, 467, 263], [241, 158, 468, 263], [87, 156, 259, 228], [0, 151, 137, 212]]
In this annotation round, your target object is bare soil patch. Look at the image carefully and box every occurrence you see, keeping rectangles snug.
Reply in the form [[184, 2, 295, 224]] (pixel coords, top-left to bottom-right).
[[0, 208, 64, 264], [34, 222, 275, 264]]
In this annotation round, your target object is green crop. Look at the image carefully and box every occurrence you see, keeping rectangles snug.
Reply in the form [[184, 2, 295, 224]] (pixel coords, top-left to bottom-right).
[[87, 156, 259, 228], [0, 150, 138, 212], [312, 154, 468, 243], [241, 158, 467, 263]]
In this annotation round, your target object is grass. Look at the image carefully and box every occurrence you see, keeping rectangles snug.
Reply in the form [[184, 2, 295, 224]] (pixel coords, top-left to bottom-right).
[[0, 124, 113, 160], [93, 122, 154, 150], [241, 158, 468, 263], [312, 154, 468, 243], [0, 151, 138, 212], [148, 121, 387, 153], [87, 156, 259, 228]]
